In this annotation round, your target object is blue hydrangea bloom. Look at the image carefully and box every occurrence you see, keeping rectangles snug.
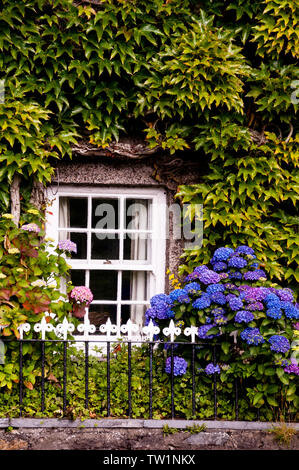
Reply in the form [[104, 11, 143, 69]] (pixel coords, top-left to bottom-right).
[[241, 327, 264, 345], [212, 262, 228, 272], [268, 335, 290, 353], [193, 294, 211, 310], [206, 283, 225, 295], [228, 256, 248, 269], [210, 292, 227, 305], [211, 307, 226, 316], [214, 314, 228, 325], [205, 363, 221, 375], [150, 293, 171, 307], [198, 324, 219, 339], [228, 296, 243, 311], [235, 310, 254, 323], [266, 308, 282, 319], [213, 247, 235, 261], [169, 289, 190, 304], [228, 270, 243, 280], [165, 356, 188, 376], [283, 304, 299, 320], [184, 282, 201, 294], [235, 245, 255, 256]]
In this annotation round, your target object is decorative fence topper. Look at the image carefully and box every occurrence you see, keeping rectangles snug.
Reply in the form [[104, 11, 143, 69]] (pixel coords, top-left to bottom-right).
[[2, 317, 200, 344]]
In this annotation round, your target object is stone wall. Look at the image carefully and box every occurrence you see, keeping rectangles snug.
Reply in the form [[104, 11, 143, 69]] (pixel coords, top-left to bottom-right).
[[0, 419, 298, 450]]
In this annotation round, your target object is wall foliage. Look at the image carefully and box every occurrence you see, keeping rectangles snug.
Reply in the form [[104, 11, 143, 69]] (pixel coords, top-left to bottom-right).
[[0, 0, 298, 288]]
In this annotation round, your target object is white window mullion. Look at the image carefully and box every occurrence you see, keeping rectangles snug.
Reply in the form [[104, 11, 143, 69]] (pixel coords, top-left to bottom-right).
[[116, 270, 122, 331]]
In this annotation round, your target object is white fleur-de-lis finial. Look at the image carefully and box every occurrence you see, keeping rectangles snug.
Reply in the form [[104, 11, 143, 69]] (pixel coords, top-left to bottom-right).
[[142, 320, 160, 341], [163, 319, 181, 343], [55, 317, 75, 340], [99, 318, 118, 341], [120, 318, 139, 341], [184, 325, 198, 343], [18, 323, 31, 340], [77, 315, 96, 340], [34, 317, 54, 340]]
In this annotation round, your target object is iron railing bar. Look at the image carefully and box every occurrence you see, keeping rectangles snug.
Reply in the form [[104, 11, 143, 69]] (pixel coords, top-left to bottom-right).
[[171, 344, 174, 419], [128, 341, 132, 418], [19, 340, 23, 417], [107, 341, 111, 417], [213, 345, 217, 420], [192, 344, 195, 417], [63, 341, 67, 415], [85, 341, 89, 409], [149, 342, 153, 419], [41, 340, 45, 413]]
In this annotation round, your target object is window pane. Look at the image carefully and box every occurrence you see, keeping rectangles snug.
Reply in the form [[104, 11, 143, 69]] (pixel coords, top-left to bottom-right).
[[92, 198, 119, 230], [122, 271, 148, 301], [88, 304, 117, 326], [123, 233, 150, 261], [59, 232, 87, 259], [90, 270, 118, 300], [125, 199, 151, 231], [91, 233, 119, 260], [71, 269, 86, 286], [121, 304, 147, 327], [59, 197, 87, 228]]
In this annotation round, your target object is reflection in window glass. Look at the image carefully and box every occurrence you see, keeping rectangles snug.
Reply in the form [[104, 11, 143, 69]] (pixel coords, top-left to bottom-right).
[[92, 198, 119, 230], [91, 233, 119, 260], [88, 304, 117, 326], [123, 233, 150, 261], [122, 271, 148, 301], [59, 197, 88, 228], [90, 270, 118, 300], [125, 199, 150, 231]]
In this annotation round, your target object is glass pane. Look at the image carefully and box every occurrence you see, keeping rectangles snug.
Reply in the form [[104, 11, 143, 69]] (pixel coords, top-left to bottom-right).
[[70, 270, 86, 287], [59, 197, 88, 228], [58, 232, 87, 259], [125, 199, 151, 231], [121, 304, 147, 327], [92, 198, 119, 230], [123, 233, 150, 261], [91, 233, 119, 260], [90, 270, 118, 300], [88, 304, 117, 326], [121, 271, 148, 301]]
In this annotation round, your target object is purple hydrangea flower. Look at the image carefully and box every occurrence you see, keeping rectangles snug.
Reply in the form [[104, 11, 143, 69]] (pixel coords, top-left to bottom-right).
[[243, 270, 267, 281], [284, 360, 299, 375], [58, 239, 77, 253], [228, 271, 243, 280], [198, 269, 220, 285], [21, 223, 41, 233], [247, 302, 264, 311], [165, 356, 188, 376], [277, 288, 294, 302], [214, 314, 228, 325], [268, 335, 290, 353]]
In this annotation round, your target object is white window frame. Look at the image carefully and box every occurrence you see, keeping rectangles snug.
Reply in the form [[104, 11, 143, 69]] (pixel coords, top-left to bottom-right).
[[45, 185, 167, 336]]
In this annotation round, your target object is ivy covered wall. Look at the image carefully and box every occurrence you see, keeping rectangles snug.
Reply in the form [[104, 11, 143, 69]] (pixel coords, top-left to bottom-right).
[[0, 0, 298, 288]]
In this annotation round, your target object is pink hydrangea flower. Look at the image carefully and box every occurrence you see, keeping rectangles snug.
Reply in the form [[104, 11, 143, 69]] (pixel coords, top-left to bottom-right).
[[69, 286, 93, 305]]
